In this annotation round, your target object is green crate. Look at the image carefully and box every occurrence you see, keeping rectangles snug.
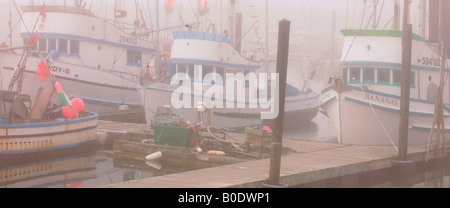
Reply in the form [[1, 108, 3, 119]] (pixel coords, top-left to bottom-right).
[[153, 125, 193, 147]]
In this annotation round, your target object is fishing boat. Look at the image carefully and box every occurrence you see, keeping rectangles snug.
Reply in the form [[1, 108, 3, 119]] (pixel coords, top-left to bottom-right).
[[0, 4, 99, 162], [0, 3, 155, 118], [138, 29, 319, 130], [320, 1, 450, 146], [0, 88, 98, 163]]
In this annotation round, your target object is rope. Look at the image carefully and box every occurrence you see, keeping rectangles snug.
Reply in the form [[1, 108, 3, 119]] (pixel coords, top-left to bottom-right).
[[361, 86, 398, 152], [206, 126, 241, 144]]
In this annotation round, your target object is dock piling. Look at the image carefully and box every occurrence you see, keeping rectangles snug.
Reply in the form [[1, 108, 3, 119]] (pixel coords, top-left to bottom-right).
[[266, 19, 290, 187], [398, 23, 412, 162]]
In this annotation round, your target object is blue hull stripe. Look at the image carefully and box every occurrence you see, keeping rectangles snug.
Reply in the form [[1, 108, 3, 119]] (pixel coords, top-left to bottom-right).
[[0, 112, 98, 129], [320, 97, 336, 108]]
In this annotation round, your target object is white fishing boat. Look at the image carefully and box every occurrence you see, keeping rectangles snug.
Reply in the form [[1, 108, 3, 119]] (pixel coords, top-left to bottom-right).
[[320, 1, 450, 146], [0, 3, 155, 116], [138, 30, 320, 130]]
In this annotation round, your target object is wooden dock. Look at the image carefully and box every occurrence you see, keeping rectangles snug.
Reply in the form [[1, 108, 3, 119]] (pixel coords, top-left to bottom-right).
[[96, 120, 447, 188]]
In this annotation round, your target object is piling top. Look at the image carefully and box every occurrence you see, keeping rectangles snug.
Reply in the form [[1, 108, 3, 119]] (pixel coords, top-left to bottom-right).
[[279, 19, 291, 24]]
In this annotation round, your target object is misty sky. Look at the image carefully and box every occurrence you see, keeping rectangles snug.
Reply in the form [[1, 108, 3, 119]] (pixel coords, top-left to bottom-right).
[[0, 0, 426, 46]]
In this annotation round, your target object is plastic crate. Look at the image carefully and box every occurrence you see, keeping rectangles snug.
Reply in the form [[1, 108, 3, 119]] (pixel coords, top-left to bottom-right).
[[153, 125, 193, 147]]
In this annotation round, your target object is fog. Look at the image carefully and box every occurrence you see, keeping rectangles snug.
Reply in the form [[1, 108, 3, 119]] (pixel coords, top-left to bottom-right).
[[0, 0, 428, 91], [0, 0, 426, 46]]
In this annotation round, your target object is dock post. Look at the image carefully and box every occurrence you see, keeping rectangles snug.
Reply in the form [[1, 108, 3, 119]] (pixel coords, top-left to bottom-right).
[[265, 19, 290, 187], [394, 14, 415, 176], [398, 23, 412, 162]]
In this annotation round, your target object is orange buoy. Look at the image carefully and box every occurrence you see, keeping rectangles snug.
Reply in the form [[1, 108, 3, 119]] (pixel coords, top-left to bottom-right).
[[62, 98, 85, 118], [207, 150, 226, 156]]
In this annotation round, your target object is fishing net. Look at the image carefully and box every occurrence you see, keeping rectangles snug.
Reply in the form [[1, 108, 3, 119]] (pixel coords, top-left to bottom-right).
[[151, 113, 188, 128]]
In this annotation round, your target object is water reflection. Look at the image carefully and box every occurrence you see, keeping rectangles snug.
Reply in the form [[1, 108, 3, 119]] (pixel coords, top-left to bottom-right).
[[0, 152, 96, 188]]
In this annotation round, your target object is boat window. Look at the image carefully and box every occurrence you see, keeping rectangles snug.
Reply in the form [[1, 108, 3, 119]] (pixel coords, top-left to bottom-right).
[[216, 67, 224, 78], [363, 68, 375, 83], [203, 65, 213, 80], [350, 68, 361, 83], [342, 68, 348, 83], [38, 38, 47, 52], [48, 38, 57, 51], [393, 70, 402, 85], [70, 40, 80, 55], [194, 65, 202, 81], [127, 50, 133, 64], [134, 51, 141, 65], [127, 50, 142, 66], [58, 39, 68, 54], [377, 68, 390, 84], [392, 70, 415, 88], [187, 64, 194, 78], [178, 64, 187, 74]]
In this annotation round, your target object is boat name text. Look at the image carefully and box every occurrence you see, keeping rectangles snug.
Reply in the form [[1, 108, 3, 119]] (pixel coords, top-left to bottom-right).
[[50, 65, 70, 75], [418, 56, 441, 67], [119, 35, 137, 45], [364, 93, 399, 106]]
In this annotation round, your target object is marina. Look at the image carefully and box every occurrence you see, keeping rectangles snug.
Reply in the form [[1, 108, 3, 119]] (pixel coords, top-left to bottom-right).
[[0, 0, 450, 190], [0, 114, 449, 188]]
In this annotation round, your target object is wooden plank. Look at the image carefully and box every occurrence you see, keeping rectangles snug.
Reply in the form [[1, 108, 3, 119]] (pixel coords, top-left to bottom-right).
[[29, 87, 54, 120]]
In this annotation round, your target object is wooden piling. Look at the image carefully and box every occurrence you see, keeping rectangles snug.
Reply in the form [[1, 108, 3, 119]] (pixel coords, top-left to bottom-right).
[[398, 23, 412, 161], [267, 19, 290, 186]]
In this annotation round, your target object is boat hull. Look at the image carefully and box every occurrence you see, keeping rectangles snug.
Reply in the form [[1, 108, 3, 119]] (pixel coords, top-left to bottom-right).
[[321, 86, 449, 146], [138, 84, 263, 130], [0, 112, 98, 161], [139, 83, 320, 130]]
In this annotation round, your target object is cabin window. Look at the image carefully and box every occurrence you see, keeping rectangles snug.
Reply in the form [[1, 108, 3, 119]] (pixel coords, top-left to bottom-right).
[[70, 40, 80, 55], [391, 70, 415, 88], [174, 64, 188, 80], [377, 68, 390, 85], [127, 50, 142, 66], [393, 70, 402, 85], [203, 65, 214, 81], [349, 68, 361, 83], [342, 68, 348, 83], [48, 38, 57, 51], [186, 64, 194, 79], [193, 65, 202, 81], [364, 68, 375, 83], [216, 67, 225, 78], [58, 39, 68, 54], [38, 38, 47, 51]]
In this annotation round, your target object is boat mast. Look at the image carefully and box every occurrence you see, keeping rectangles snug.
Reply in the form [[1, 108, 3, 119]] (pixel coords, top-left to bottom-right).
[[265, 0, 269, 73], [155, 0, 160, 79], [419, 0, 427, 38], [393, 0, 400, 30], [371, 0, 379, 29]]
